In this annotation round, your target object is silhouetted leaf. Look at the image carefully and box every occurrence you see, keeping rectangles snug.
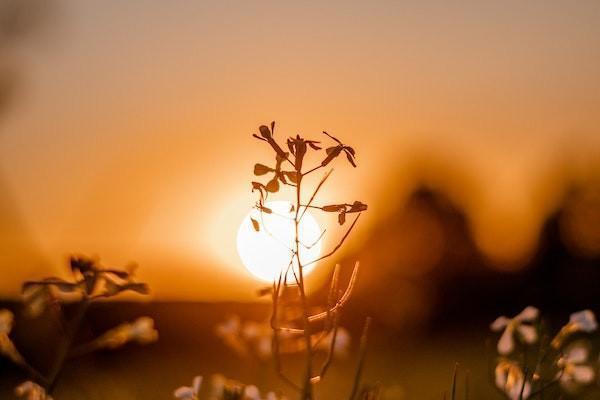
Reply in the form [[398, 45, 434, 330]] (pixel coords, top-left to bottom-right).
[[283, 171, 298, 184], [323, 131, 342, 144], [346, 150, 357, 167], [321, 146, 342, 166], [258, 205, 272, 214], [254, 163, 273, 175], [70, 255, 96, 275], [251, 217, 260, 232], [266, 177, 280, 193], [308, 141, 322, 150], [123, 282, 149, 295], [338, 210, 346, 225], [348, 201, 367, 213], [103, 269, 130, 279], [322, 204, 343, 212]]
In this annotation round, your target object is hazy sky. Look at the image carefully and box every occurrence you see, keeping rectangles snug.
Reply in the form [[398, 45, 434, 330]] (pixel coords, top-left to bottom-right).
[[1, 1, 599, 299]]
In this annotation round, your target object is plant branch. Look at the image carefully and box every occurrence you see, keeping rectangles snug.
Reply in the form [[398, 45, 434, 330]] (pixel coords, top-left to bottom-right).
[[303, 213, 361, 268]]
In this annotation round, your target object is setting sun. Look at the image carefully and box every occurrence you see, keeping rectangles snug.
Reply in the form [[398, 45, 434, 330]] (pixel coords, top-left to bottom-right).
[[236, 201, 322, 282]]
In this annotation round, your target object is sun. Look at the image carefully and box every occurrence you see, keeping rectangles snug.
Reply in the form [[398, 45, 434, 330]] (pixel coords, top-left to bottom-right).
[[237, 201, 323, 282]]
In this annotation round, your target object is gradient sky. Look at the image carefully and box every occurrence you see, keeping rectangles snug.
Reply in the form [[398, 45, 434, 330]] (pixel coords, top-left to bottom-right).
[[1, 0, 599, 299]]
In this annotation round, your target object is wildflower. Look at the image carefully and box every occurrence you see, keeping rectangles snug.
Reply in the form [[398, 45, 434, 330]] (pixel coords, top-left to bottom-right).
[[240, 320, 272, 359], [174, 376, 202, 400], [556, 342, 595, 392], [0, 309, 25, 365], [208, 374, 286, 400], [490, 306, 539, 355], [495, 359, 531, 400], [0, 309, 13, 334], [95, 316, 158, 349], [14, 381, 53, 400], [215, 315, 248, 357], [552, 310, 598, 349]]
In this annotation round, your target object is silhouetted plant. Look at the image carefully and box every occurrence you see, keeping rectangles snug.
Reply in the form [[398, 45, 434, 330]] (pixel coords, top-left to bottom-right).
[[0, 255, 157, 399], [249, 122, 369, 400], [490, 307, 598, 399]]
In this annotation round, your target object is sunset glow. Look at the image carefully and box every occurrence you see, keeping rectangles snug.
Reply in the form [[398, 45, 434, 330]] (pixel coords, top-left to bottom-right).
[[236, 201, 322, 282]]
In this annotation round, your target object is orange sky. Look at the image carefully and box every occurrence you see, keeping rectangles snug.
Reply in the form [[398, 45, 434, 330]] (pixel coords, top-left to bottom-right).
[[1, 1, 599, 300]]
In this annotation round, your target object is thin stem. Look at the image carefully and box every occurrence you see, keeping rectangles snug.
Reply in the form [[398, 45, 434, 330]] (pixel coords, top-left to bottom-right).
[[46, 298, 90, 394], [303, 213, 361, 268], [16, 361, 48, 387], [298, 169, 332, 222], [349, 317, 371, 400], [302, 164, 323, 177], [294, 173, 315, 400]]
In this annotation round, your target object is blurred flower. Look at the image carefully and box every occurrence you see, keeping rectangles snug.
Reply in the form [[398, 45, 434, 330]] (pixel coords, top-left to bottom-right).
[[314, 328, 351, 358], [490, 306, 539, 355], [0, 309, 13, 333], [216, 315, 350, 361], [0, 309, 25, 365], [14, 381, 53, 400], [552, 310, 598, 349], [21, 284, 51, 318], [95, 316, 158, 350], [208, 374, 286, 400], [556, 342, 595, 392], [495, 360, 531, 400], [174, 376, 202, 400]]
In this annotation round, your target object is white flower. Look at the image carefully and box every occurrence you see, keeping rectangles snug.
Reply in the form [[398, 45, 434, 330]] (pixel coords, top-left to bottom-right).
[[557, 343, 595, 392], [568, 310, 597, 333], [95, 316, 158, 349], [244, 385, 261, 400], [495, 360, 531, 400], [174, 376, 202, 400], [206, 374, 285, 400], [0, 309, 25, 365], [0, 309, 14, 334], [552, 310, 598, 349], [491, 306, 539, 355], [14, 381, 53, 400]]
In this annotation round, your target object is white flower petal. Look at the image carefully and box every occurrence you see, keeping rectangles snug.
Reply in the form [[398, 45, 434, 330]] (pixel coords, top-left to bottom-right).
[[570, 310, 597, 333], [508, 380, 530, 400], [498, 326, 515, 355], [244, 385, 260, 400], [515, 306, 539, 322], [0, 309, 14, 334], [572, 365, 595, 384], [192, 376, 202, 393], [566, 345, 588, 364], [173, 387, 193, 399], [490, 316, 510, 331], [517, 324, 538, 344], [495, 363, 508, 389]]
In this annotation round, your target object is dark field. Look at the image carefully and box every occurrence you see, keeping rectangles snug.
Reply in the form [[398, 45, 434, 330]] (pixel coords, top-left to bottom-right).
[[1, 302, 599, 400]]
